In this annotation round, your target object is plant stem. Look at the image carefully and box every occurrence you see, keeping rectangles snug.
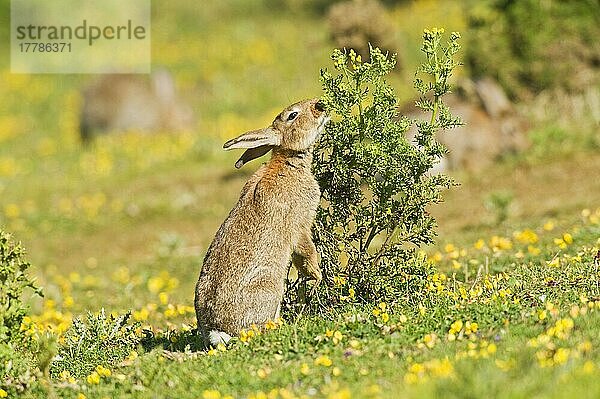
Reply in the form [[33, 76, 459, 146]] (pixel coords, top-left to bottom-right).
[[430, 47, 440, 126], [357, 78, 364, 140]]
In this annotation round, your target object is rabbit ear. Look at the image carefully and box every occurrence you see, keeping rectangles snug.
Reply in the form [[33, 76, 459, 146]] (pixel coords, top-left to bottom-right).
[[234, 145, 273, 169], [223, 127, 281, 150], [223, 127, 281, 168]]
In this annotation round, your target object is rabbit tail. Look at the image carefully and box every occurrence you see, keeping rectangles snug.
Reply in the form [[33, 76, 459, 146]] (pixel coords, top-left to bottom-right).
[[208, 330, 232, 346]]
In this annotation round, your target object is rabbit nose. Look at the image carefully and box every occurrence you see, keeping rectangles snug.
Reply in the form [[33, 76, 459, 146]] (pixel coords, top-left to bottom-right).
[[315, 100, 326, 112]]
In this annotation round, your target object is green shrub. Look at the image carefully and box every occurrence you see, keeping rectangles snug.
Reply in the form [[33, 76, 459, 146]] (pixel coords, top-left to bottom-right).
[[0, 230, 42, 344], [0, 342, 40, 396], [466, 0, 600, 99], [286, 29, 462, 312], [50, 310, 140, 379], [0, 230, 43, 395], [484, 190, 514, 225]]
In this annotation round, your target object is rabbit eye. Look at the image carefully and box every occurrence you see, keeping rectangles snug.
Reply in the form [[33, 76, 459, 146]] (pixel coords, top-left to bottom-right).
[[287, 111, 299, 121]]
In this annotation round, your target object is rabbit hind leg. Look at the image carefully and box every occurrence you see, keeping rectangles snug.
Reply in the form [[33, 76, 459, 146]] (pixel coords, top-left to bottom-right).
[[239, 281, 282, 329]]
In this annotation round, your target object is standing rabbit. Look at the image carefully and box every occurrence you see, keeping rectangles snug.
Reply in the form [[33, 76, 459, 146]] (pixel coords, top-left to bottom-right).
[[195, 98, 328, 346]]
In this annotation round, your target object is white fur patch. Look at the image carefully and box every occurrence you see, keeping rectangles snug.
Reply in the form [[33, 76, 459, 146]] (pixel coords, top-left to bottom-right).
[[208, 330, 232, 346]]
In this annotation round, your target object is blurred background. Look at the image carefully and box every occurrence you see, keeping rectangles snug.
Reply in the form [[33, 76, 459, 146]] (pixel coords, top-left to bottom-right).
[[0, 0, 598, 319]]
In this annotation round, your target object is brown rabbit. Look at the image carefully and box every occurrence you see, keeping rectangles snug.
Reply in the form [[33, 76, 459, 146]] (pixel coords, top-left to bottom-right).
[[401, 77, 530, 172], [195, 99, 327, 346], [80, 69, 194, 142]]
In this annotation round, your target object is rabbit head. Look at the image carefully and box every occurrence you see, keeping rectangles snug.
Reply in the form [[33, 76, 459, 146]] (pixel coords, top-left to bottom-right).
[[222, 99, 328, 168]]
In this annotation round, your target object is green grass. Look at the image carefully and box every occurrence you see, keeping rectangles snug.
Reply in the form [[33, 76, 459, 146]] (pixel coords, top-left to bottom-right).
[[14, 216, 600, 398], [1, 0, 600, 398]]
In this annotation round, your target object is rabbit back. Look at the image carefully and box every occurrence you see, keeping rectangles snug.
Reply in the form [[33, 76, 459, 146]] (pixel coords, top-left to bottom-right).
[[195, 155, 320, 336]]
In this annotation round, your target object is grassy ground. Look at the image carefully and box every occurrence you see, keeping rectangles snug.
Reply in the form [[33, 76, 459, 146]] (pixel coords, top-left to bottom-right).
[[1, 1, 600, 398]]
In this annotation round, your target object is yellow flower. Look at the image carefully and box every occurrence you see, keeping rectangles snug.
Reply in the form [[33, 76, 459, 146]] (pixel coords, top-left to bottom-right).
[[583, 361, 595, 374], [63, 296, 75, 308], [4, 203, 20, 219], [444, 243, 456, 253], [202, 390, 221, 399], [538, 310, 547, 320], [490, 236, 513, 251], [332, 367, 342, 376], [423, 333, 437, 349], [133, 308, 149, 321], [86, 371, 101, 385], [77, 394, 86, 399], [264, 319, 277, 330], [428, 358, 454, 377], [552, 348, 570, 365], [164, 304, 178, 318], [300, 363, 310, 375], [409, 363, 425, 374], [257, 368, 268, 379], [449, 320, 463, 334], [59, 370, 75, 383], [465, 321, 478, 335], [474, 239, 485, 249], [429, 251, 443, 263], [543, 220, 555, 231], [96, 365, 111, 377], [0, 389, 7, 398], [554, 238, 567, 249], [514, 229, 538, 244], [314, 355, 333, 367], [159, 292, 169, 305], [333, 276, 347, 287], [332, 330, 344, 344]]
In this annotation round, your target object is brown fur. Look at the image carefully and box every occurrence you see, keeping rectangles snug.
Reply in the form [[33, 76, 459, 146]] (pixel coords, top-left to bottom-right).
[[327, 0, 396, 62], [80, 69, 193, 142], [195, 99, 326, 345], [402, 77, 530, 172]]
